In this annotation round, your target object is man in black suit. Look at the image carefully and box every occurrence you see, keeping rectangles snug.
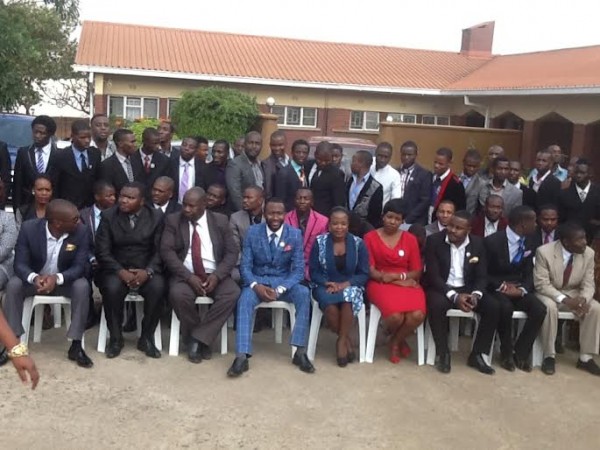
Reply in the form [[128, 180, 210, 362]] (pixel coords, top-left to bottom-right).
[[158, 120, 180, 159], [12, 115, 59, 210], [0, 140, 11, 209], [431, 147, 466, 223], [132, 127, 170, 196], [529, 204, 560, 250], [95, 182, 165, 359], [99, 129, 144, 195], [559, 159, 600, 244], [169, 136, 206, 204], [206, 184, 231, 217], [54, 119, 102, 209], [425, 211, 498, 374], [306, 141, 346, 217], [90, 113, 116, 161], [508, 160, 536, 210], [160, 188, 240, 363], [150, 176, 181, 215], [262, 131, 289, 200], [398, 140, 432, 226], [3, 199, 93, 368], [484, 206, 547, 372], [529, 149, 561, 211], [275, 139, 309, 211], [346, 150, 383, 228], [204, 140, 229, 188]]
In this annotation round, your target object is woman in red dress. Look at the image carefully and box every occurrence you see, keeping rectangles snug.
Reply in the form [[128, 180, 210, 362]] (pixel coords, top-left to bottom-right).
[[364, 199, 426, 363]]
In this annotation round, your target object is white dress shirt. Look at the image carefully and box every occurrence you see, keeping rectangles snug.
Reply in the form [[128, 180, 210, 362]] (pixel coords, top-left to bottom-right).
[[484, 217, 499, 237], [371, 163, 402, 206], [446, 235, 469, 288], [266, 224, 284, 246], [154, 203, 168, 213], [35, 142, 52, 172], [531, 169, 551, 192], [183, 213, 216, 273], [93, 205, 102, 232], [576, 182, 591, 202], [91, 139, 116, 161], [27, 224, 67, 285], [506, 226, 522, 262]]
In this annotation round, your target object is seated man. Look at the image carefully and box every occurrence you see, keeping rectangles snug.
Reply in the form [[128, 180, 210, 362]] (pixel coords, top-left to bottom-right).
[[424, 199, 454, 236], [151, 176, 181, 215], [484, 206, 546, 372], [161, 188, 240, 363], [284, 188, 328, 281], [3, 199, 93, 368], [425, 211, 498, 374], [530, 204, 559, 250], [471, 194, 507, 238], [206, 183, 231, 217], [227, 198, 314, 377], [534, 222, 600, 376], [95, 182, 165, 359]]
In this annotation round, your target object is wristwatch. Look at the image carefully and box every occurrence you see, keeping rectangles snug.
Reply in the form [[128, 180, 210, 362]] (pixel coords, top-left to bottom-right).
[[8, 343, 29, 359], [146, 268, 154, 279], [276, 286, 286, 297]]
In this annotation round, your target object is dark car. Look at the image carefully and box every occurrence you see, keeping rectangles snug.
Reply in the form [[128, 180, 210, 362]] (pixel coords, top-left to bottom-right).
[[0, 113, 35, 166]]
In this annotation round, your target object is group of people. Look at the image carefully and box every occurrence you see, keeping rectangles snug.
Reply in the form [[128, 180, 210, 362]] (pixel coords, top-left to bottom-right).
[[0, 114, 599, 386]]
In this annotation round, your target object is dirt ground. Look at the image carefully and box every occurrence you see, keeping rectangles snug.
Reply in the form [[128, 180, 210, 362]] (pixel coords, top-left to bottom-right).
[[1, 325, 600, 450]]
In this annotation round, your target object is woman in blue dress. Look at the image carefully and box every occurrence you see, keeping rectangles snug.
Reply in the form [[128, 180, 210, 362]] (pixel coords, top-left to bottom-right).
[[309, 207, 369, 367]]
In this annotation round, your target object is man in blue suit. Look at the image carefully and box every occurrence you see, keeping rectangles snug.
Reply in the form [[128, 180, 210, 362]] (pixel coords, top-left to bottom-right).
[[227, 197, 315, 377], [3, 199, 93, 368]]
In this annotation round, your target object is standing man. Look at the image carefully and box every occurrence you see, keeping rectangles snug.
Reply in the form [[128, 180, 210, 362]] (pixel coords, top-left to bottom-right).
[[529, 144, 568, 183], [169, 136, 205, 203], [275, 139, 309, 211], [347, 150, 383, 228], [430, 147, 466, 223], [397, 140, 432, 226], [227, 198, 315, 377], [262, 131, 289, 200], [305, 141, 346, 217], [151, 176, 181, 215], [508, 160, 536, 209], [370, 142, 401, 207], [484, 206, 546, 372], [131, 128, 170, 194], [471, 195, 507, 238], [478, 156, 522, 216], [99, 129, 143, 195], [95, 182, 165, 359], [529, 148, 562, 211], [54, 119, 102, 209], [460, 149, 485, 215], [0, 139, 11, 209], [158, 121, 179, 159], [480, 145, 504, 182], [160, 188, 240, 364], [196, 137, 210, 164], [204, 140, 230, 188], [90, 113, 116, 161], [226, 131, 264, 212], [231, 136, 245, 159], [3, 199, 93, 368], [12, 115, 59, 210]]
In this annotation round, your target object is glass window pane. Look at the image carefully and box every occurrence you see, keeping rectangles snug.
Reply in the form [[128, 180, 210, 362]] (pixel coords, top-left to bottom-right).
[[108, 96, 124, 117], [350, 111, 364, 129], [272, 106, 285, 124], [286, 107, 301, 126], [143, 98, 158, 118], [422, 115, 435, 125], [402, 114, 416, 124], [302, 108, 316, 127], [125, 106, 141, 121], [387, 113, 402, 123], [437, 116, 450, 126], [365, 112, 380, 130], [126, 97, 141, 107], [168, 99, 178, 117]]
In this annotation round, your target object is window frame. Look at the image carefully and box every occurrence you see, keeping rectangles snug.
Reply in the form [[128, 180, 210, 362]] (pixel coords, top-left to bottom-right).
[[349, 111, 380, 131], [107, 95, 160, 120], [272, 105, 318, 128]]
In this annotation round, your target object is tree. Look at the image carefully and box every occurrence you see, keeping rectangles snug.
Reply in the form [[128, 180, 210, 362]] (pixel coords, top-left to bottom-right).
[[171, 87, 259, 143], [41, 77, 90, 115], [0, 0, 79, 112]]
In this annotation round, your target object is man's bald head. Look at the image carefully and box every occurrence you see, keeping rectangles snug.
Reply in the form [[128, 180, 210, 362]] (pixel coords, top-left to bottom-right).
[[182, 187, 207, 222], [46, 199, 78, 220], [46, 199, 79, 234]]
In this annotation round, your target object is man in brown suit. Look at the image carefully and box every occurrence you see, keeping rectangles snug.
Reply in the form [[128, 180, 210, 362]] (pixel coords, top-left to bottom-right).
[[160, 187, 240, 363]]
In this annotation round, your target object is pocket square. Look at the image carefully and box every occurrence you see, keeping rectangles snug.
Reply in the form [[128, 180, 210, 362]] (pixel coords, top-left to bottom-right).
[[284, 245, 292, 252], [523, 250, 532, 258], [468, 256, 479, 264], [65, 243, 77, 251]]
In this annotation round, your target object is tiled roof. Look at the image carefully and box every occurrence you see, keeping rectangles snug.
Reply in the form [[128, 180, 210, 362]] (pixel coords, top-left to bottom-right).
[[75, 21, 490, 91]]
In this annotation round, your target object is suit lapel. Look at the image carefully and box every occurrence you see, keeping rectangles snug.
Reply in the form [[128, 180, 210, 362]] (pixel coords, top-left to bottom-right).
[[499, 231, 511, 267], [180, 215, 190, 252], [553, 242, 564, 286], [206, 212, 221, 261], [37, 220, 48, 268], [304, 210, 317, 252]]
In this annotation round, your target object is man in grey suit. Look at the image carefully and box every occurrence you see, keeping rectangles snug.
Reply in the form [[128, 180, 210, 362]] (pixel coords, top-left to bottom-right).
[[460, 149, 485, 215], [425, 200, 455, 237], [226, 131, 264, 211], [478, 156, 522, 216], [261, 131, 289, 200]]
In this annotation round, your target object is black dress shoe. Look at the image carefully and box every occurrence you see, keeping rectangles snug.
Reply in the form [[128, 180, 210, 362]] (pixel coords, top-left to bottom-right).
[[513, 353, 532, 372], [227, 357, 249, 377], [541, 357, 555, 375], [292, 352, 315, 374], [436, 352, 451, 374], [200, 343, 213, 360], [106, 338, 124, 359], [137, 336, 161, 358], [187, 340, 202, 364], [347, 351, 356, 364], [467, 352, 495, 375], [576, 358, 600, 376], [68, 347, 94, 368], [0, 347, 9, 367], [500, 355, 516, 372], [337, 356, 348, 367]]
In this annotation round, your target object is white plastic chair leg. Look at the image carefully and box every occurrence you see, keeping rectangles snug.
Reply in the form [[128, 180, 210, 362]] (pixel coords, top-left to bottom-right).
[[97, 307, 108, 353], [135, 302, 143, 338], [33, 303, 44, 343], [154, 320, 162, 351], [425, 320, 436, 365], [53, 303, 62, 328], [274, 308, 284, 344], [365, 305, 382, 363], [357, 304, 366, 363], [417, 323, 425, 366], [220, 320, 228, 355], [307, 300, 323, 361], [449, 317, 460, 352], [21, 297, 34, 344], [169, 312, 181, 356]]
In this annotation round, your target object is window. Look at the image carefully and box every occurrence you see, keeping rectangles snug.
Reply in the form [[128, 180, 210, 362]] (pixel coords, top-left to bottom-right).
[[107, 96, 159, 120], [422, 115, 450, 126], [167, 99, 179, 118], [387, 113, 417, 124], [272, 106, 317, 127], [350, 111, 380, 130]]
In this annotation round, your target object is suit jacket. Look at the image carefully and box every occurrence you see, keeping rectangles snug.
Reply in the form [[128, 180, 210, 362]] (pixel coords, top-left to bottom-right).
[[464, 173, 485, 214], [478, 180, 523, 216], [309, 232, 369, 287], [432, 172, 466, 222], [528, 227, 559, 252], [168, 156, 207, 202], [203, 162, 228, 189], [54, 146, 102, 209], [95, 204, 163, 274], [12, 143, 59, 209], [160, 211, 238, 283], [346, 175, 383, 228], [401, 164, 432, 225], [470, 213, 508, 238], [275, 164, 304, 212], [284, 208, 329, 279], [226, 152, 264, 211], [530, 173, 561, 211], [158, 200, 183, 216], [99, 153, 144, 195], [14, 218, 89, 284], [424, 231, 487, 296], [520, 184, 537, 210], [0, 210, 17, 278], [424, 221, 444, 237], [0, 141, 11, 208], [534, 240, 595, 302], [306, 161, 346, 217], [230, 209, 264, 253], [131, 150, 170, 193], [262, 154, 287, 200], [559, 183, 600, 243], [240, 223, 304, 290], [484, 229, 534, 292]]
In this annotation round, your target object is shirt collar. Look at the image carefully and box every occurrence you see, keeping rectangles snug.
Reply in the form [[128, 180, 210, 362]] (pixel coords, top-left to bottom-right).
[[45, 223, 68, 242], [93, 205, 102, 218], [291, 159, 303, 173], [352, 172, 370, 184], [371, 161, 390, 174], [438, 169, 451, 181], [536, 169, 551, 183], [576, 182, 591, 195], [36, 142, 52, 153], [506, 226, 521, 244], [437, 221, 446, 232], [72, 144, 87, 154], [267, 224, 284, 241], [561, 245, 572, 263], [485, 216, 498, 227], [445, 234, 470, 250], [193, 212, 208, 228], [115, 151, 129, 164], [180, 157, 194, 168]]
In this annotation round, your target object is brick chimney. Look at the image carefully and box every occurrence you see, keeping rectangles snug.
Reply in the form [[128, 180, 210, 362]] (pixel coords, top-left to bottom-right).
[[460, 21, 495, 58]]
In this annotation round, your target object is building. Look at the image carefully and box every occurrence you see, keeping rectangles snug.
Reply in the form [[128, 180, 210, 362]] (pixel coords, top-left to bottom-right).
[[75, 21, 600, 167]]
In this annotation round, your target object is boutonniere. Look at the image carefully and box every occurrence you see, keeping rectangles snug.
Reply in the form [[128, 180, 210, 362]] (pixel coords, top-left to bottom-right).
[[150, 163, 155, 169], [398, 249, 405, 257], [65, 243, 77, 251], [88, 165, 93, 169], [409, 177, 414, 182], [279, 241, 286, 248], [284, 244, 292, 252], [469, 256, 479, 264], [524, 250, 532, 258], [466, 252, 471, 258]]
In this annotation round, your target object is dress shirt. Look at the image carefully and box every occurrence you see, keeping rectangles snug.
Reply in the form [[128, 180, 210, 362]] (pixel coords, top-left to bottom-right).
[[530, 166, 568, 183], [398, 164, 415, 199], [91, 139, 116, 161], [27, 224, 67, 285], [542, 229, 555, 244], [371, 163, 402, 205], [459, 173, 473, 189], [530, 169, 551, 192], [278, 154, 290, 167], [555, 247, 574, 303], [444, 235, 482, 301], [179, 157, 195, 190], [434, 169, 451, 184], [506, 226, 522, 262], [349, 172, 370, 210], [35, 142, 52, 172], [183, 213, 216, 273], [153, 203, 168, 213], [139, 149, 154, 165], [115, 150, 132, 176], [484, 217, 499, 237], [437, 221, 446, 232], [576, 182, 591, 202], [72, 146, 89, 171], [93, 205, 102, 232]]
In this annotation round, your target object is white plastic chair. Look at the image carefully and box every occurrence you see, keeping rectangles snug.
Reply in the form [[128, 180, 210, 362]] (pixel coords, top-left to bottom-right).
[[252, 301, 296, 357], [425, 310, 481, 366], [307, 298, 366, 363], [168, 296, 229, 356], [21, 295, 85, 348], [365, 304, 425, 365], [97, 292, 162, 353]]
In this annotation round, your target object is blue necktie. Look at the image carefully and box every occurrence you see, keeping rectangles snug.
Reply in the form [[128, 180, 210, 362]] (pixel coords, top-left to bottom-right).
[[512, 238, 525, 265], [80, 153, 88, 171], [269, 232, 277, 260]]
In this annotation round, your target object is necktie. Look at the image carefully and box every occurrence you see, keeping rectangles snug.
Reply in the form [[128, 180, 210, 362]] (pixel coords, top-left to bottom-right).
[[511, 237, 525, 264], [191, 224, 206, 280], [269, 232, 278, 259], [129, 214, 138, 229], [544, 232, 551, 244], [580, 190, 587, 202], [563, 255, 574, 287], [36, 148, 45, 173], [431, 177, 442, 205], [180, 163, 190, 202], [80, 153, 88, 171], [124, 158, 134, 182], [299, 167, 306, 187], [144, 155, 151, 174]]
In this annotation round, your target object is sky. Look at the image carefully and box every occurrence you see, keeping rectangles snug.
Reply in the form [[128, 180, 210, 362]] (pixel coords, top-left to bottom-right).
[[78, 0, 600, 54]]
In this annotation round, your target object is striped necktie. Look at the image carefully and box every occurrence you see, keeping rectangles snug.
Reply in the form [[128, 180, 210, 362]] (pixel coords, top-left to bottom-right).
[[36, 148, 45, 173]]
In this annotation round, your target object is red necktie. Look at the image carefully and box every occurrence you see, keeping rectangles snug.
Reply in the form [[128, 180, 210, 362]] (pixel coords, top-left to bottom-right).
[[544, 233, 551, 244], [191, 225, 206, 281], [144, 155, 151, 174], [563, 255, 573, 287]]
